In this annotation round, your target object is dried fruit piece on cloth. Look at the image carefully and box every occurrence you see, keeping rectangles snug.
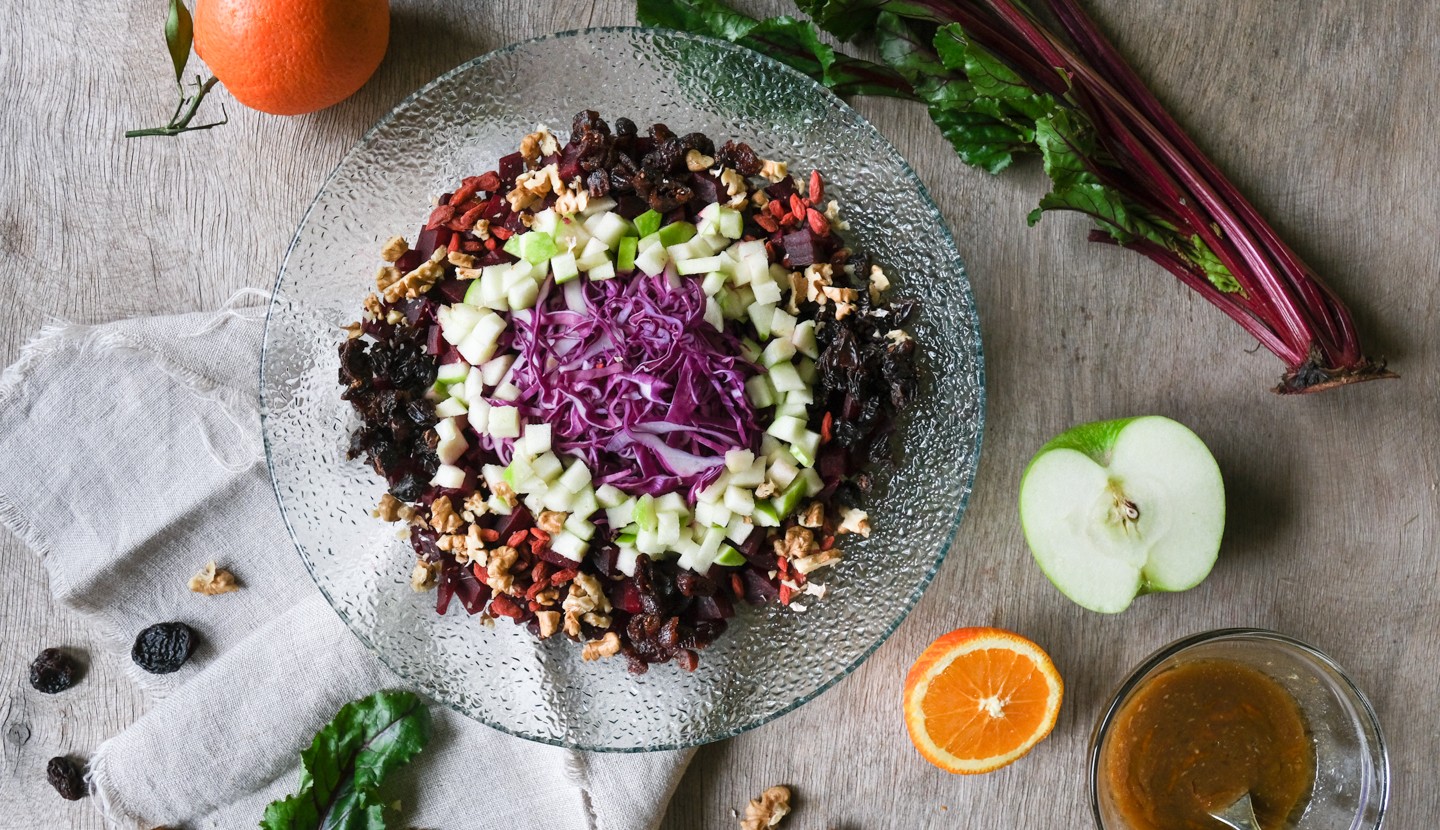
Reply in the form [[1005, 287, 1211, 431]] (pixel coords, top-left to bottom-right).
[[188, 561, 240, 595], [131, 622, 198, 674], [740, 784, 792, 829]]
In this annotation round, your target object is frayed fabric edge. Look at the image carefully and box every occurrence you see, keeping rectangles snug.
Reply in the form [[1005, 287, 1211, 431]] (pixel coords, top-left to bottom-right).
[[564, 750, 600, 830], [87, 745, 148, 830]]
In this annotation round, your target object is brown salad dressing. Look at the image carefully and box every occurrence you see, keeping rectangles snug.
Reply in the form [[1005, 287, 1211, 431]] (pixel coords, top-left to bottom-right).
[[1102, 659, 1315, 830]]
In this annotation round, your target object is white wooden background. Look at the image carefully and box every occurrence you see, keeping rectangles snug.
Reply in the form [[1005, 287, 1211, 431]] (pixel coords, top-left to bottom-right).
[[2, 0, 1435, 827]]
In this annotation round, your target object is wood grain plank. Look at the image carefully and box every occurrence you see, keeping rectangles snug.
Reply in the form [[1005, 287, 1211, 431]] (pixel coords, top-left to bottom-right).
[[1, 0, 1434, 827]]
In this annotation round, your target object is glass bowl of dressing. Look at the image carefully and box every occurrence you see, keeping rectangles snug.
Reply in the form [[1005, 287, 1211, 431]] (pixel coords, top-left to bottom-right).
[[1090, 628, 1388, 830]]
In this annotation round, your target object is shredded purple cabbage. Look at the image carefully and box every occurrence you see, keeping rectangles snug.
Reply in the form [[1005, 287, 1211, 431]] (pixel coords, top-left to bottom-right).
[[507, 270, 761, 500]]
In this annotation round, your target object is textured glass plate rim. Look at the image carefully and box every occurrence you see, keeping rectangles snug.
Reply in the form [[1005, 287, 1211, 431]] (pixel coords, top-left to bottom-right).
[[1086, 627, 1390, 829], [259, 26, 987, 751]]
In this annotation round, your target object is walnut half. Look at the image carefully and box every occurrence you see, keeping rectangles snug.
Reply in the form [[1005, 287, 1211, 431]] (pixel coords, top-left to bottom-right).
[[740, 785, 792, 830], [188, 561, 239, 595]]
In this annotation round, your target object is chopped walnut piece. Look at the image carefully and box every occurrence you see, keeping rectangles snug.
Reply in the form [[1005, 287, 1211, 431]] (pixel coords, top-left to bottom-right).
[[562, 573, 612, 637], [719, 168, 749, 209], [581, 631, 622, 661], [773, 526, 815, 561], [752, 189, 770, 208], [868, 263, 891, 303], [536, 510, 568, 535], [754, 481, 777, 499], [685, 149, 715, 172], [429, 496, 463, 534], [821, 285, 859, 305], [838, 508, 871, 537], [506, 164, 564, 211], [553, 185, 590, 216], [372, 493, 414, 523], [382, 259, 444, 302], [188, 561, 239, 595], [833, 301, 855, 320], [885, 329, 913, 346], [380, 236, 409, 262], [534, 587, 560, 607], [436, 533, 464, 553], [375, 265, 403, 293], [463, 491, 488, 518], [758, 159, 789, 183], [740, 785, 792, 830], [493, 481, 516, 509], [447, 250, 477, 269], [384, 308, 405, 325], [519, 126, 561, 167], [535, 610, 562, 639], [487, 545, 519, 594], [341, 322, 363, 340], [824, 199, 848, 230], [410, 561, 439, 592], [793, 548, 841, 575], [362, 293, 384, 319], [798, 502, 826, 529], [472, 218, 491, 240]]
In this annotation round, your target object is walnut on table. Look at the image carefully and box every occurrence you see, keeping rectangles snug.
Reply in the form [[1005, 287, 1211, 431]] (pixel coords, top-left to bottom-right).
[[187, 561, 239, 595], [740, 785, 792, 830]]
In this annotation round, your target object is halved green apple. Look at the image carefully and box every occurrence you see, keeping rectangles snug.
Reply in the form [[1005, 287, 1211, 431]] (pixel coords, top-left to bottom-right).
[[1018, 416, 1225, 613]]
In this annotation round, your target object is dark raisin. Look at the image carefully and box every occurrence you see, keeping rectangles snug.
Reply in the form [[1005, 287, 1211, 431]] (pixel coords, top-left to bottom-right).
[[647, 123, 675, 143], [675, 649, 699, 672], [678, 132, 715, 157], [29, 648, 80, 694], [586, 169, 611, 198], [46, 756, 85, 801], [571, 109, 609, 138], [614, 117, 637, 139], [716, 140, 762, 176], [131, 622, 197, 674]]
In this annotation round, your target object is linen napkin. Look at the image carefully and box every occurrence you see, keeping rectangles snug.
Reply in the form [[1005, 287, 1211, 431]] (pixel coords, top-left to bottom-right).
[[0, 295, 691, 830]]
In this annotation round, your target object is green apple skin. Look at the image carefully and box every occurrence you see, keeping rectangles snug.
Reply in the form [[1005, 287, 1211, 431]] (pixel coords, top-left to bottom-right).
[[1018, 416, 1225, 614]]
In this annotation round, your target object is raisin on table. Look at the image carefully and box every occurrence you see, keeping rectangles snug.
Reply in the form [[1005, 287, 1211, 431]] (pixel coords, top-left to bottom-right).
[[46, 756, 86, 800], [131, 622, 198, 674], [28, 648, 80, 694]]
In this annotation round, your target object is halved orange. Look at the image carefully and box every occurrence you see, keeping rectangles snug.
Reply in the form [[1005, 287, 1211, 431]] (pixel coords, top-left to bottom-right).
[[902, 627, 1063, 774]]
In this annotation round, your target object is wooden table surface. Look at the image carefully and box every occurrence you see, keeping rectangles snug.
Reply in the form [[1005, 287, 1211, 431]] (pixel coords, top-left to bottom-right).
[[3, 0, 1435, 827]]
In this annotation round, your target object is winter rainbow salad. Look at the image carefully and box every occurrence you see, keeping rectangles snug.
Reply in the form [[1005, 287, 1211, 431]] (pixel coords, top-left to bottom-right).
[[338, 111, 920, 673]]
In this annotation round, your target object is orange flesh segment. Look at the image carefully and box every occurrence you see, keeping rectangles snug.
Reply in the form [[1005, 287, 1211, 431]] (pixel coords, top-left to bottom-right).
[[920, 647, 1053, 760]]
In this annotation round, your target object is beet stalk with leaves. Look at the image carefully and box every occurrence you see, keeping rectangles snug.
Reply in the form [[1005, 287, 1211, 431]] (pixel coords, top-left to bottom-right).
[[638, 0, 1394, 393]]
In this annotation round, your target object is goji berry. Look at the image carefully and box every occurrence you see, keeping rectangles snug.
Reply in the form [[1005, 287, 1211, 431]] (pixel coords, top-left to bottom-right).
[[451, 180, 481, 205], [490, 225, 513, 240], [768, 200, 787, 219], [789, 194, 808, 217], [731, 574, 745, 598], [480, 528, 500, 543], [779, 583, 793, 605], [474, 171, 501, 192], [754, 213, 779, 233], [806, 208, 830, 237], [809, 170, 824, 202], [506, 530, 529, 548], [821, 411, 834, 444]]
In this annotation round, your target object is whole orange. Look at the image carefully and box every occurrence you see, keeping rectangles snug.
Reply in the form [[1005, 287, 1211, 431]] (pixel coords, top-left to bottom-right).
[[193, 0, 389, 116]]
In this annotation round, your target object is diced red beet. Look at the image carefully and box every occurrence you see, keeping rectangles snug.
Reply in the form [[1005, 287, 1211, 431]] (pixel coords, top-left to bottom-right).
[[741, 568, 780, 604], [434, 278, 469, 304], [494, 507, 535, 538], [690, 171, 723, 206], [535, 545, 578, 567], [765, 176, 797, 202], [589, 544, 621, 578], [497, 152, 525, 185], [480, 194, 510, 223], [614, 194, 648, 219], [454, 566, 492, 614], [609, 579, 645, 614], [817, 445, 849, 485], [739, 531, 776, 570], [415, 226, 452, 261], [476, 249, 513, 267], [435, 563, 458, 615], [557, 143, 584, 182], [782, 229, 832, 267], [692, 593, 734, 621], [502, 211, 529, 233], [424, 323, 443, 356], [393, 249, 422, 274]]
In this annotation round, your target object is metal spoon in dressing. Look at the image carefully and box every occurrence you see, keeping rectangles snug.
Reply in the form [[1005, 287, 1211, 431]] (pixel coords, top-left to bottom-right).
[[1210, 792, 1263, 830]]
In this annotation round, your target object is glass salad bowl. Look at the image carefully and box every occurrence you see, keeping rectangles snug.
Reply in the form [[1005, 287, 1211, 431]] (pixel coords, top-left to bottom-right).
[[260, 27, 984, 751]]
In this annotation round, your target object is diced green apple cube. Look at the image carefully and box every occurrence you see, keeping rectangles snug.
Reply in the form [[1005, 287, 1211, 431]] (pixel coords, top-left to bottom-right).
[[633, 209, 662, 238], [588, 261, 617, 281], [791, 320, 819, 358], [657, 511, 681, 546], [587, 212, 631, 248], [745, 375, 776, 408], [570, 487, 599, 520], [635, 528, 663, 555], [729, 457, 767, 488], [506, 278, 540, 311], [434, 397, 468, 419], [480, 354, 515, 386], [766, 415, 808, 444], [657, 492, 687, 515], [492, 381, 521, 401], [530, 208, 559, 234], [725, 449, 755, 473], [557, 459, 592, 493], [550, 531, 588, 562], [677, 255, 724, 275], [487, 494, 513, 515], [581, 196, 618, 218], [605, 498, 636, 529], [575, 237, 611, 272], [466, 397, 489, 434], [550, 251, 580, 284], [769, 309, 797, 340], [531, 451, 563, 483], [768, 456, 799, 489], [768, 362, 806, 393], [564, 514, 596, 541], [519, 231, 558, 265], [713, 544, 746, 567], [796, 357, 817, 384], [521, 422, 552, 455], [435, 416, 468, 464], [751, 279, 783, 306], [790, 430, 821, 467], [634, 494, 658, 532], [634, 243, 669, 276], [717, 208, 743, 239], [522, 491, 546, 514], [773, 478, 807, 518], [431, 464, 466, 489], [616, 236, 638, 272], [436, 361, 470, 383], [478, 266, 509, 311], [542, 486, 577, 512], [616, 546, 639, 576], [438, 304, 482, 345], [701, 271, 728, 296], [762, 338, 796, 367], [656, 221, 696, 247], [747, 303, 775, 338], [800, 467, 823, 496], [724, 516, 754, 545], [456, 311, 507, 364], [595, 484, 626, 509], [785, 387, 814, 406], [488, 405, 520, 438], [776, 402, 809, 419], [753, 500, 781, 527]]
